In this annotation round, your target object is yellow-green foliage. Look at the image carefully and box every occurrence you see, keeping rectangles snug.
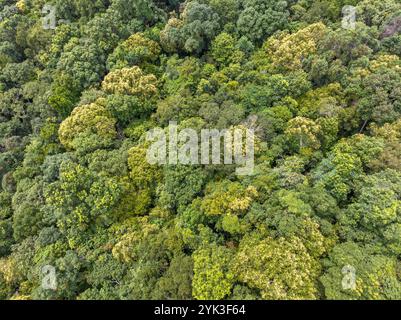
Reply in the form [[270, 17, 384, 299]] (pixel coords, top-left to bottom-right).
[[233, 235, 321, 300], [2, 0, 401, 301], [108, 33, 161, 70], [127, 145, 162, 188], [102, 66, 158, 97], [286, 116, 322, 150]]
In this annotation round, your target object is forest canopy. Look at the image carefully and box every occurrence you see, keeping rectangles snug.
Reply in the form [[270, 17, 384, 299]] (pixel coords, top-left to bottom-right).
[[0, 0, 401, 300]]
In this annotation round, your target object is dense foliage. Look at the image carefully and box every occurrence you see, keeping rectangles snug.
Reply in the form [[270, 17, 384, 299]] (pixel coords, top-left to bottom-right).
[[1, 0, 401, 300]]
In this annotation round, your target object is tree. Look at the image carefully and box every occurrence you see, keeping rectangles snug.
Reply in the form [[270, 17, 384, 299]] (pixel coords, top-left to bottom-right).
[[210, 32, 243, 67], [192, 244, 235, 300], [1, 0, 401, 302], [12, 178, 45, 241], [203, 0, 240, 29], [102, 66, 158, 98], [56, 0, 109, 20], [160, 1, 221, 54], [0, 191, 13, 256], [51, 37, 107, 90], [158, 165, 208, 213], [107, 33, 161, 71], [232, 233, 321, 300], [357, 0, 401, 27], [240, 74, 289, 111], [312, 135, 384, 202], [370, 119, 401, 171], [321, 242, 401, 300], [127, 145, 162, 188], [200, 180, 258, 216], [338, 169, 401, 255], [346, 55, 401, 127], [263, 22, 327, 73], [105, 94, 155, 127], [248, 187, 333, 258], [111, 220, 182, 299], [296, 83, 345, 118], [0, 60, 35, 90], [285, 117, 322, 151]]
